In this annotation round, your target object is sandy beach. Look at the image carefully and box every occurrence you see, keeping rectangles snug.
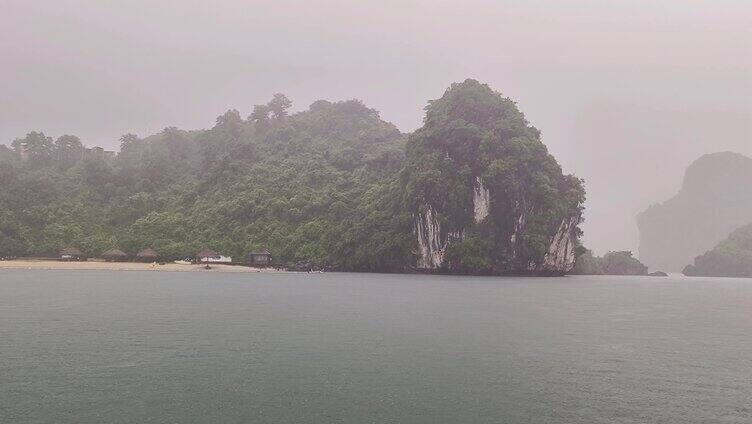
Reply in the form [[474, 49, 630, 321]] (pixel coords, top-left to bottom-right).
[[0, 259, 280, 273]]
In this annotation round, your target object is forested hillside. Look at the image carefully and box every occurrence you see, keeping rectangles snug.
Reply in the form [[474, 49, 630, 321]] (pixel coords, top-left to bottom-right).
[[0, 80, 584, 274], [683, 223, 752, 278]]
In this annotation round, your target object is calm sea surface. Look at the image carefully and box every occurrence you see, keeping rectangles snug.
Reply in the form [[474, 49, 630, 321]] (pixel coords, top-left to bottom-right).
[[1, 270, 750, 423]]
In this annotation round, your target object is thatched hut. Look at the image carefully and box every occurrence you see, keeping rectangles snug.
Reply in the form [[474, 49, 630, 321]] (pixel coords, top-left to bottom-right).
[[196, 249, 218, 264], [136, 248, 158, 262], [102, 248, 128, 262], [59, 247, 83, 261], [249, 249, 272, 266]]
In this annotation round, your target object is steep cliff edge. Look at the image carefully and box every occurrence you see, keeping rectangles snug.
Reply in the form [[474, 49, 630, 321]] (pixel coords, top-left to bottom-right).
[[403, 79, 585, 274], [637, 152, 752, 271]]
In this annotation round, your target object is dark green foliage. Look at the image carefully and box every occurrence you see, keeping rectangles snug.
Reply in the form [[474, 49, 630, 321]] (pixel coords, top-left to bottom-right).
[[572, 250, 648, 275], [268, 93, 293, 119], [54, 135, 83, 168], [0, 96, 408, 267], [11, 132, 54, 165], [0, 82, 584, 273], [403, 79, 584, 272], [571, 250, 605, 275], [683, 223, 752, 278], [445, 235, 492, 274]]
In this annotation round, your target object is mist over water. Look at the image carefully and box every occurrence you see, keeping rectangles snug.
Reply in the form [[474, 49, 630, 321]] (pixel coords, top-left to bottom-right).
[[2, 0, 750, 254], [2, 2, 751, 422], [1, 270, 750, 423]]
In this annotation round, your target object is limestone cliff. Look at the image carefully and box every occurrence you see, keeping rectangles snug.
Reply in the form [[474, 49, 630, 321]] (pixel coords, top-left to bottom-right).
[[539, 216, 579, 272], [637, 152, 752, 271], [404, 80, 584, 275]]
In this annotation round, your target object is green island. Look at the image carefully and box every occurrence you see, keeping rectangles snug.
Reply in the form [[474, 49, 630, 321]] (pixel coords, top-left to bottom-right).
[[571, 250, 651, 276], [0, 80, 585, 274], [683, 223, 752, 278]]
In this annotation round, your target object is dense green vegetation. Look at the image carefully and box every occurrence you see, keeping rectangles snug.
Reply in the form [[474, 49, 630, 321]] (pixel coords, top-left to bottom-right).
[[571, 250, 648, 275], [0, 80, 585, 273], [0, 97, 408, 268], [683, 223, 752, 278], [405, 80, 585, 273]]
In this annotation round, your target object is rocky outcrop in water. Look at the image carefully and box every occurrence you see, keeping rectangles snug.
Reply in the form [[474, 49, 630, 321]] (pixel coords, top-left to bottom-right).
[[404, 80, 584, 275], [637, 152, 752, 271]]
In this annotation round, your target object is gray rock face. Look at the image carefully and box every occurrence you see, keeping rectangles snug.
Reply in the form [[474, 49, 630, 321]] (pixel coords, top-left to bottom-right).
[[405, 79, 584, 275], [414, 205, 462, 269], [538, 216, 579, 272], [414, 184, 580, 273], [414, 178, 491, 269], [472, 177, 490, 223], [637, 152, 752, 271]]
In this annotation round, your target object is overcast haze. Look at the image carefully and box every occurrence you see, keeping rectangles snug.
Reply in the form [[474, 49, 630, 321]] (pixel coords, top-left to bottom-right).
[[2, 0, 750, 254]]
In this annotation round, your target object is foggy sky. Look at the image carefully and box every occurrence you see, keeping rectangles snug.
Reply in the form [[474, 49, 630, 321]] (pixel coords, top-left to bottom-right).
[[2, 0, 750, 255]]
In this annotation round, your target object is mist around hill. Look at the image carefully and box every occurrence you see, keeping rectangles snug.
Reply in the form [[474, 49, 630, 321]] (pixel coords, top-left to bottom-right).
[[0, 80, 584, 275], [3, 1, 751, 259], [683, 223, 752, 278], [637, 152, 752, 272]]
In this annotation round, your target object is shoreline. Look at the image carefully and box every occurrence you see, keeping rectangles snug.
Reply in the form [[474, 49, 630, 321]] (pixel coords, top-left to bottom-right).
[[0, 259, 282, 273]]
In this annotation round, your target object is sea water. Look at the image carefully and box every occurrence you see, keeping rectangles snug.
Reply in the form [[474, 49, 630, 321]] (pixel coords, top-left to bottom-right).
[[1, 270, 750, 423]]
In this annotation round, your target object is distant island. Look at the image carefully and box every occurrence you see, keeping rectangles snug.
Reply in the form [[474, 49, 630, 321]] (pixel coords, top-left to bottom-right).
[[683, 223, 752, 278], [637, 152, 752, 272], [571, 250, 655, 276], [0, 80, 585, 275]]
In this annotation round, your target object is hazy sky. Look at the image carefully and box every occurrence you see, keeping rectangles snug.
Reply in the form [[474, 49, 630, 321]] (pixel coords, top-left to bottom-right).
[[2, 0, 750, 254]]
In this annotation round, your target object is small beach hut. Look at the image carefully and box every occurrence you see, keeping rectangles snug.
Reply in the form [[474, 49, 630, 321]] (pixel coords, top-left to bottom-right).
[[196, 249, 218, 264], [136, 248, 158, 262], [59, 247, 83, 261], [249, 250, 272, 266], [102, 248, 128, 262]]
